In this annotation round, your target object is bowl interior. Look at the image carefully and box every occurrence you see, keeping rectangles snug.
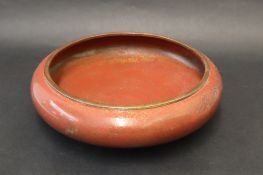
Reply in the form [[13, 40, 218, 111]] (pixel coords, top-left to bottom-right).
[[49, 34, 205, 106]]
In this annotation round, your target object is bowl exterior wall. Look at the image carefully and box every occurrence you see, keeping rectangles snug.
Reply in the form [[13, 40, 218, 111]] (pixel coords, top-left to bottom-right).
[[31, 48, 222, 148]]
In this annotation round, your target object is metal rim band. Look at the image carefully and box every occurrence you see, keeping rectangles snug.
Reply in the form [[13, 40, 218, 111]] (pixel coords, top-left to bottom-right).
[[44, 32, 210, 110]]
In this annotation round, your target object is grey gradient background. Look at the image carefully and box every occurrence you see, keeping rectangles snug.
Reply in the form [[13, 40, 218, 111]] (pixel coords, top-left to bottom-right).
[[0, 0, 263, 174]]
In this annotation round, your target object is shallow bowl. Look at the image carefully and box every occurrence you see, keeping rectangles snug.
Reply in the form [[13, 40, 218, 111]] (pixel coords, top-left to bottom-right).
[[31, 33, 223, 148]]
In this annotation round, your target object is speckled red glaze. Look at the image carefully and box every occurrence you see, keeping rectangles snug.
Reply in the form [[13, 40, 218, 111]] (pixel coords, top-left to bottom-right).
[[31, 33, 223, 148]]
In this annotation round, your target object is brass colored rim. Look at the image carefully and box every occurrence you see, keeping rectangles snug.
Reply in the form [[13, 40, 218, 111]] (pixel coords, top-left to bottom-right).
[[44, 33, 210, 110]]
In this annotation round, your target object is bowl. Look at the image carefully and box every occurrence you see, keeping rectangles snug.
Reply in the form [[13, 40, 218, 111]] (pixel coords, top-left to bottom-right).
[[31, 33, 223, 148]]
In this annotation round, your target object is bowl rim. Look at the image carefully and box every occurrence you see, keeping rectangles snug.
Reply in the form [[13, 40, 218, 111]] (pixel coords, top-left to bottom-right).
[[44, 32, 210, 110]]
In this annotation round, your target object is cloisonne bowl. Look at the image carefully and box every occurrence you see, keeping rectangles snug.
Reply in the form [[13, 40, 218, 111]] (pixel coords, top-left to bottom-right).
[[31, 33, 223, 148]]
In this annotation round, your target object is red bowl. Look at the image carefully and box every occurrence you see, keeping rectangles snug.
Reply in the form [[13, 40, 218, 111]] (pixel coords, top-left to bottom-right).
[[31, 33, 223, 148]]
